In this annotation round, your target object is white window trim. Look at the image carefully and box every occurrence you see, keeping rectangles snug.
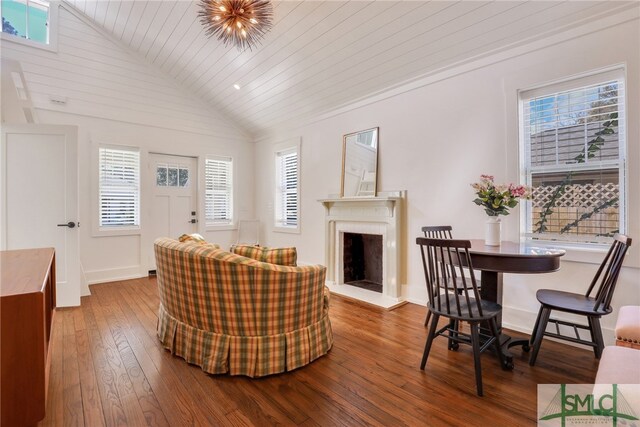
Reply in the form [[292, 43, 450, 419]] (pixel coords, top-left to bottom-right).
[[517, 67, 627, 253], [0, 0, 58, 52], [204, 155, 235, 231], [274, 138, 301, 234], [91, 141, 142, 237]]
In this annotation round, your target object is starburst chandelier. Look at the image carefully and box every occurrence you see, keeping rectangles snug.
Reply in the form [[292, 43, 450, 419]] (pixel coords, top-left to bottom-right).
[[197, 0, 273, 51]]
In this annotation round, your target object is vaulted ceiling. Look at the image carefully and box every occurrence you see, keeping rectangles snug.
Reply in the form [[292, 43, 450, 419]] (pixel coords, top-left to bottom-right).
[[64, 0, 637, 137]]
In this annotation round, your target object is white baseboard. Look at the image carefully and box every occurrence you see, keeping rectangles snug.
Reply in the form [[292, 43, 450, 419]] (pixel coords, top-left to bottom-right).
[[402, 292, 616, 347], [405, 296, 428, 306], [84, 266, 145, 285]]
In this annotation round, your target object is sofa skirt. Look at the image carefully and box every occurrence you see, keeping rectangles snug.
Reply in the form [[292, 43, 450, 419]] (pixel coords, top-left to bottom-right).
[[157, 304, 333, 377]]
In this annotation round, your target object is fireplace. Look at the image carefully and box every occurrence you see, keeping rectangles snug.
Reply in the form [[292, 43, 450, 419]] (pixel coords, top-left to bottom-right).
[[343, 232, 383, 293], [320, 192, 405, 309]]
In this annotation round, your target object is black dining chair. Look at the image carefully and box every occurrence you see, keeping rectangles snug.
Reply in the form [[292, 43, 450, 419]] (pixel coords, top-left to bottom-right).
[[422, 225, 454, 240], [417, 237, 507, 396], [529, 234, 632, 366], [421, 226, 479, 339], [422, 226, 454, 328]]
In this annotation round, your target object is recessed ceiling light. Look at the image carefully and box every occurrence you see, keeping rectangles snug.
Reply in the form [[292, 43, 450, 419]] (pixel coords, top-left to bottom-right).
[[233, 84, 241, 90]]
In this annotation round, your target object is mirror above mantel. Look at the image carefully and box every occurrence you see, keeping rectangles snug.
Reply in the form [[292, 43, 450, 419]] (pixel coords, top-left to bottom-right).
[[340, 127, 378, 198]]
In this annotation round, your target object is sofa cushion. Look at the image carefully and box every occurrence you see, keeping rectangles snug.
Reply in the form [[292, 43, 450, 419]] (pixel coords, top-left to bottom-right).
[[595, 346, 640, 385], [231, 244, 297, 267]]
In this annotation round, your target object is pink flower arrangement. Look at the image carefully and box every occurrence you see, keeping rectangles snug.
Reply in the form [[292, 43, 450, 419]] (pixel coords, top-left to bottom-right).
[[471, 175, 532, 217]]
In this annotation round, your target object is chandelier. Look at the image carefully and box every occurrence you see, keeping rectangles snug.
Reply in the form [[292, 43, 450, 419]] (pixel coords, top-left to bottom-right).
[[197, 0, 273, 51]]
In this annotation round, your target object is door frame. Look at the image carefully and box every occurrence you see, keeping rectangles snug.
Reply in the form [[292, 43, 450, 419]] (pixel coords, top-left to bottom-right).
[[144, 151, 200, 273]]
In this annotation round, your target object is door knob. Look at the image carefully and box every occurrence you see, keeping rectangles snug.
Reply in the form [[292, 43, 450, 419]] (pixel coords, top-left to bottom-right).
[[188, 219, 197, 224], [57, 221, 76, 228]]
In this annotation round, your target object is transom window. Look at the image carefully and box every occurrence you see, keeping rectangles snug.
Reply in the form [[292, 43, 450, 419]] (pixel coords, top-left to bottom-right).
[[520, 69, 626, 245], [156, 164, 189, 188], [1, 0, 51, 45], [205, 157, 233, 225]]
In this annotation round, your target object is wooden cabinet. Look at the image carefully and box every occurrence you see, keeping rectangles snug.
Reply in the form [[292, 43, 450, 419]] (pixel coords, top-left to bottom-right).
[[1, 248, 56, 427]]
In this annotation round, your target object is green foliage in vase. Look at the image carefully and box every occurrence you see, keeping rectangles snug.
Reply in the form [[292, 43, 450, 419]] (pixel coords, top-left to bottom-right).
[[471, 175, 532, 217]]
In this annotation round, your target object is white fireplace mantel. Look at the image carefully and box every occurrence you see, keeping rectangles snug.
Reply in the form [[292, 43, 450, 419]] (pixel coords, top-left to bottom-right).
[[319, 191, 405, 309]]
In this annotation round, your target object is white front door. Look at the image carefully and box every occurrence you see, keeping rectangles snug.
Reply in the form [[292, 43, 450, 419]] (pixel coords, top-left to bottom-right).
[[1, 124, 80, 307], [148, 153, 198, 271]]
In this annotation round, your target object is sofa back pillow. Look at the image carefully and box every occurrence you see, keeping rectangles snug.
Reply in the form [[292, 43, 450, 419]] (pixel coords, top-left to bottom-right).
[[178, 233, 220, 249], [231, 245, 297, 267], [179, 233, 207, 244]]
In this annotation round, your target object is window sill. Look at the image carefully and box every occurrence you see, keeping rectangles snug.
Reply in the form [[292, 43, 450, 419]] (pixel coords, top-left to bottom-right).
[[274, 225, 300, 234], [1, 32, 57, 52], [93, 226, 141, 238]]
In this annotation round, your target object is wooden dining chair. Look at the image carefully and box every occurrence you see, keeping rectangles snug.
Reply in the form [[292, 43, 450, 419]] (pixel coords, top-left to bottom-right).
[[529, 234, 632, 366], [417, 237, 507, 396], [422, 226, 454, 328], [421, 225, 454, 240], [421, 226, 479, 339]]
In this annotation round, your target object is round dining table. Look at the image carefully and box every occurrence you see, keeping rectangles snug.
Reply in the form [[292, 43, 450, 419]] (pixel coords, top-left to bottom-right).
[[465, 239, 566, 366]]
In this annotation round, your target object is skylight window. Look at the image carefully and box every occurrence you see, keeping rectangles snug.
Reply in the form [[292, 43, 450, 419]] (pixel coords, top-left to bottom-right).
[[1, 0, 52, 46]]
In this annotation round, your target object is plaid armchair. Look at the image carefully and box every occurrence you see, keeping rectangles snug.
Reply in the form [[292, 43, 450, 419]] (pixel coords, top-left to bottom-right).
[[154, 238, 333, 377]]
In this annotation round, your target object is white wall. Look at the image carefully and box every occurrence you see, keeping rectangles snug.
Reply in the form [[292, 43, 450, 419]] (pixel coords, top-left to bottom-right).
[[254, 16, 640, 343], [1, 4, 253, 295], [0, 4, 248, 139], [35, 110, 254, 286]]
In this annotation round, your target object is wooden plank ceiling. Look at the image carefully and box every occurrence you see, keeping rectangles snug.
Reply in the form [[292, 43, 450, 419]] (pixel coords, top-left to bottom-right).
[[64, 0, 636, 137]]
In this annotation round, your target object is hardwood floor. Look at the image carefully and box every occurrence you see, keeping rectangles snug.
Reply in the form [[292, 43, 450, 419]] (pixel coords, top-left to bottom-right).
[[39, 277, 600, 426]]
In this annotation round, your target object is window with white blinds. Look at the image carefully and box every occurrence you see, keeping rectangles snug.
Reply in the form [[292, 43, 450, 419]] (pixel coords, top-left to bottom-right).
[[520, 70, 626, 245], [275, 147, 299, 229], [205, 157, 233, 225], [99, 146, 140, 228]]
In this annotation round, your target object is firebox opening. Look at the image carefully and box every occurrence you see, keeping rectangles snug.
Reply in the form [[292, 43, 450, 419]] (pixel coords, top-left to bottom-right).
[[343, 232, 383, 293]]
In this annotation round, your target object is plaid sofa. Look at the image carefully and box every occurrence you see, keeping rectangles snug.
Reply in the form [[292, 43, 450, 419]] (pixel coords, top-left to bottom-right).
[[154, 238, 333, 377]]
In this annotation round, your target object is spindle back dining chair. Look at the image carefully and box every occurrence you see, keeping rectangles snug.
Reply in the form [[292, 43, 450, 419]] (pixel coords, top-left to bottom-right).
[[529, 234, 632, 366], [417, 237, 507, 396], [421, 226, 478, 333]]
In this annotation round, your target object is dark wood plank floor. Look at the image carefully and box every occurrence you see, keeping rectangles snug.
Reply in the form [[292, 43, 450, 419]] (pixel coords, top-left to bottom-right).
[[40, 277, 600, 426]]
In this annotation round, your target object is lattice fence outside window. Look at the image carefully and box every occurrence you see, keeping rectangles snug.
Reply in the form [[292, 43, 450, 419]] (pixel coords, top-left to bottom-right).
[[531, 183, 619, 238]]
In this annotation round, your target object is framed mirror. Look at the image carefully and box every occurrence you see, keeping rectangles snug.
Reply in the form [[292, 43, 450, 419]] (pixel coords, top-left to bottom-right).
[[340, 127, 379, 197]]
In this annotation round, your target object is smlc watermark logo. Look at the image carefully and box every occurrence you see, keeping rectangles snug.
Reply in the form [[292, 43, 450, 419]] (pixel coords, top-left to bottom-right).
[[538, 384, 640, 427]]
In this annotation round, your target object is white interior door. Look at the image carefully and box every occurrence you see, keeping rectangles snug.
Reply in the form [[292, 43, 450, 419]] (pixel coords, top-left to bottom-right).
[[148, 153, 198, 270], [1, 124, 80, 307]]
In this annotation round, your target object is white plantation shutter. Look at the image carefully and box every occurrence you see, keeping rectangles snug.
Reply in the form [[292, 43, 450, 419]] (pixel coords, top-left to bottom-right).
[[99, 146, 140, 227], [520, 69, 626, 244], [275, 148, 299, 228], [205, 157, 233, 224]]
